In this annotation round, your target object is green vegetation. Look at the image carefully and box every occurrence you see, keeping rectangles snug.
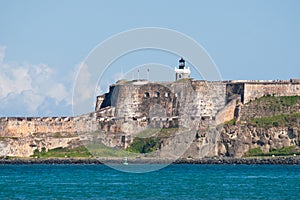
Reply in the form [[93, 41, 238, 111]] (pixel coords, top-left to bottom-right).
[[29, 128, 177, 158], [0, 136, 19, 141], [52, 132, 69, 138], [127, 137, 161, 153], [224, 119, 236, 125], [31, 146, 91, 158], [248, 112, 300, 128], [31, 132, 75, 138], [175, 78, 191, 83], [244, 146, 300, 157], [135, 128, 161, 138], [86, 143, 138, 157], [126, 128, 178, 154], [279, 96, 300, 106], [247, 95, 300, 107], [244, 147, 263, 156]]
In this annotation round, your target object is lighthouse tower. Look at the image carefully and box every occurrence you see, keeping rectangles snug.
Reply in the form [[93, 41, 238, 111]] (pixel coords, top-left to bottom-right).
[[175, 58, 191, 81]]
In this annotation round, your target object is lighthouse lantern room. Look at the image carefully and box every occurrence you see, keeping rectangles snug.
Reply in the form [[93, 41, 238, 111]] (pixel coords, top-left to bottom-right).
[[175, 58, 191, 80]]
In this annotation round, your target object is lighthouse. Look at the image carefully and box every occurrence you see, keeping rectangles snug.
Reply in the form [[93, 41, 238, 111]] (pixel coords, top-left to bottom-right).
[[175, 58, 191, 81]]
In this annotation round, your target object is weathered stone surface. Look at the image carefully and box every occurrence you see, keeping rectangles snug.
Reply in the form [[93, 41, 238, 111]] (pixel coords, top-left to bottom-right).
[[0, 79, 300, 158], [226, 80, 300, 104]]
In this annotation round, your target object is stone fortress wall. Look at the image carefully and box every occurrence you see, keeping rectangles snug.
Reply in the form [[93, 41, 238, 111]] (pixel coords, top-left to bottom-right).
[[1, 78, 300, 157], [0, 113, 99, 157], [226, 79, 300, 104], [96, 80, 227, 119], [0, 113, 98, 138]]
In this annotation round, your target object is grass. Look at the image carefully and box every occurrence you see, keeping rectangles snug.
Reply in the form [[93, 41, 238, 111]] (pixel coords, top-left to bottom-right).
[[135, 128, 161, 138], [279, 96, 300, 106], [31, 146, 92, 158], [126, 128, 178, 153], [86, 143, 138, 158], [248, 112, 300, 128], [175, 78, 191, 83], [52, 132, 73, 138], [244, 146, 300, 157], [126, 137, 161, 153], [31, 132, 76, 138], [224, 119, 236, 125], [0, 136, 19, 141], [244, 147, 263, 156], [247, 95, 300, 107]]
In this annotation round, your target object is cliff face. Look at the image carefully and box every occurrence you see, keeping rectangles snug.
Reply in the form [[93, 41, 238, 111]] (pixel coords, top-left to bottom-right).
[[215, 96, 300, 158], [218, 125, 300, 158]]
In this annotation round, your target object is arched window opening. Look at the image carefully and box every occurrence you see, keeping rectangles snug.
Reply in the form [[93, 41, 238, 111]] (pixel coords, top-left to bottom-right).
[[155, 92, 160, 98]]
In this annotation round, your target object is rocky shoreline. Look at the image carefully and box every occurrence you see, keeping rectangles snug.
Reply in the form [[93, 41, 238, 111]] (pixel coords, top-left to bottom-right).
[[1, 156, 300, 165]]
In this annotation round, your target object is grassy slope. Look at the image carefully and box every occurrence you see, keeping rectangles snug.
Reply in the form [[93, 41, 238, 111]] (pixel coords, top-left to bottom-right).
[[126, 128, 178, 154], [242, 96, 300, 157], [32, 146, 91, 158]]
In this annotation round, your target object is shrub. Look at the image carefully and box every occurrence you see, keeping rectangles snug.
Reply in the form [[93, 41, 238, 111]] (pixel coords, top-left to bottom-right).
[[126, 137, 161, 153], [224, 119, 236, 125], [244, 147, 263, 156], [244, 146, 300, 157], [248, 113, 300, 128]]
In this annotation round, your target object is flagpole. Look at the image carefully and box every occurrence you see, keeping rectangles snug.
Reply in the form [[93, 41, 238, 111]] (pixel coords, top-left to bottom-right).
[[147, 68, 149, 81]]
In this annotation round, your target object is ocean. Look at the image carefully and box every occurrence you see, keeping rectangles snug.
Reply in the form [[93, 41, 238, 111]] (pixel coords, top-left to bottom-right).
[[0, 164, 299, 199]]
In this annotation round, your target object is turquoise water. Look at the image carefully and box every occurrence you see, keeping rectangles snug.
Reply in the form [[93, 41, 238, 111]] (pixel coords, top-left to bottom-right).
[[0, 164, 300, 199]]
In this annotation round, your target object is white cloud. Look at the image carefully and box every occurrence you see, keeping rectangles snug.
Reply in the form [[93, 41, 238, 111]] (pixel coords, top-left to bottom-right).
[[0, 64, 32, 98], [0, 46, 72, 116], [46, 83, 68, 103], [72, 62, 96, 115]]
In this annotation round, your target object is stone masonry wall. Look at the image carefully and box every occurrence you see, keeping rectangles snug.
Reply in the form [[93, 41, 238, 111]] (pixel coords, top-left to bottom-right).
[[0, 113, 98, 138], [243, 82, 300, 104], [96, 80, 227, 121], [1, 79, 300, 158], [225, 81, 300, 104], [0, 113, 99, 157]]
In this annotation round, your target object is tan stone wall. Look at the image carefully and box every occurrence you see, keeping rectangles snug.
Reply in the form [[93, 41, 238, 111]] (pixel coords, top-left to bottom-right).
[[95, 95, 105, 111], [0, 113, 99, 138], [215, 98, 237, 124], [0, 113, 99, 157], [244, 83, 300, 103], [0, 117, 75, 138], [2, 80, 299, 158]]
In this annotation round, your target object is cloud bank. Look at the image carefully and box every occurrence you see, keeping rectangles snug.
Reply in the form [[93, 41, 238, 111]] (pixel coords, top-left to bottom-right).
[[0, 46, 72, 117]]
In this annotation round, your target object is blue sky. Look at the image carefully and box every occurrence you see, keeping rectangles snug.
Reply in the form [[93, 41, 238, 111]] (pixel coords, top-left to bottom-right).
[[0, 0, 300, 116]]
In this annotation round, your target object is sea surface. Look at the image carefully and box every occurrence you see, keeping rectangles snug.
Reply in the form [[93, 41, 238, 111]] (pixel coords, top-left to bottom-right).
[[0, 164, 299, 199]]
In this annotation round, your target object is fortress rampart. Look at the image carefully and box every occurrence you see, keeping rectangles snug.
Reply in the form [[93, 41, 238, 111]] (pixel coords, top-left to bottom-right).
[[0, 78, 300, 157], [0, 113, 98, 138], [226, 79, 300, 104], [2, 79, 298, 141]]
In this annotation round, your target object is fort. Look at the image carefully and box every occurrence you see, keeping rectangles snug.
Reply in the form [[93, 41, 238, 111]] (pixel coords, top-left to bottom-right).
[[0, 58, 300, 158]]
